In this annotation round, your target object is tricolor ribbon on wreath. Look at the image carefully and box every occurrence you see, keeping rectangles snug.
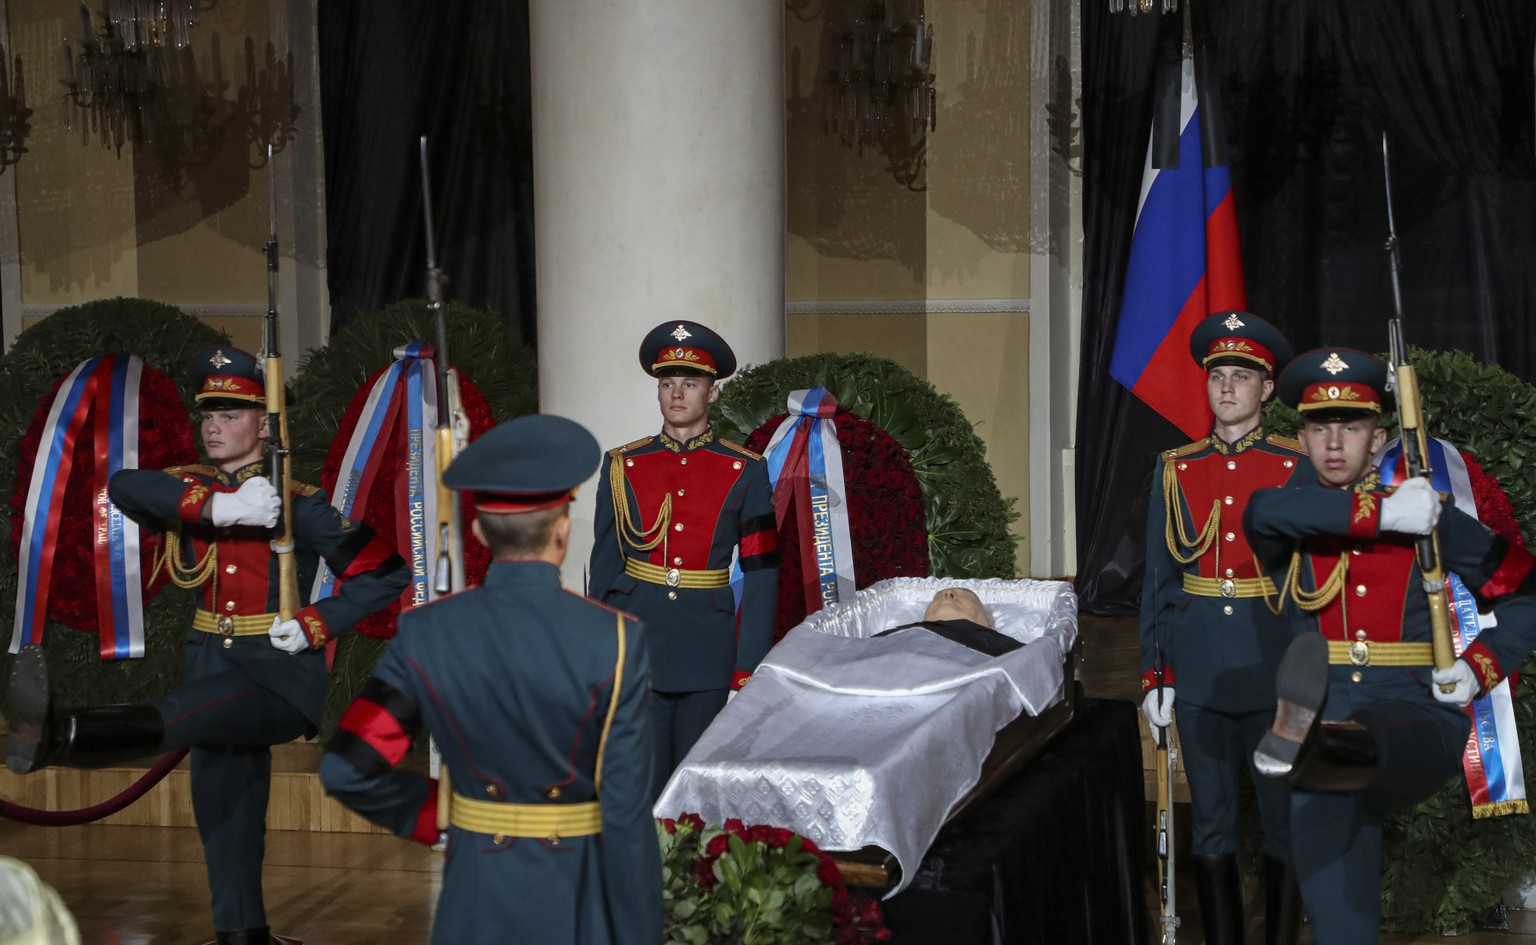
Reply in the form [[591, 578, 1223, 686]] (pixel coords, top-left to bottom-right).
[[1380, 436, 1528, 818], [311, 340, 445, 611], [760, 388, 857, 618], [10, 355, 146, 660]]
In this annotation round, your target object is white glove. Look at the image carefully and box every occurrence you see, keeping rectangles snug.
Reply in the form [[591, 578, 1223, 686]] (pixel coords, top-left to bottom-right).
[[1380, 477, 1441, 536], [210, 476, 281, 528], [1432, 659, 1478, 708], [268, 616, 308, 654], [1142, 687, 1175, 729]]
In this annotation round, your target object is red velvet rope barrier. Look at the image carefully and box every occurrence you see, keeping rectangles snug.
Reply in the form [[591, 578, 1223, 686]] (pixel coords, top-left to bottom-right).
[[0, 749, 188, 826]]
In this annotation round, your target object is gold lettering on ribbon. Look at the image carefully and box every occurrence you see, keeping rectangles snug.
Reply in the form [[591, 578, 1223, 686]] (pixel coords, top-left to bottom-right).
[[406, 429, 428, 605], [811, 490, 838, 608]]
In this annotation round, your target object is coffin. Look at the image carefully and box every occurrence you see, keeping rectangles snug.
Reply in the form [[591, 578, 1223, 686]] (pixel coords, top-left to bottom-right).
[[654, 577, 1078, 895]]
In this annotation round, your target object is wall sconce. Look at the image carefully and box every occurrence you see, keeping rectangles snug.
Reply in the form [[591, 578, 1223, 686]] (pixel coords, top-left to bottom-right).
[[821, 0, 936, 191], [0, 44, 32, 172]]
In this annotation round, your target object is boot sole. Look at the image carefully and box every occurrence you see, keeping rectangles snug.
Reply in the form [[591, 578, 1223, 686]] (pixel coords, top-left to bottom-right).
[[5, 644, 50, 774], [1254, 632, 1329, 778]]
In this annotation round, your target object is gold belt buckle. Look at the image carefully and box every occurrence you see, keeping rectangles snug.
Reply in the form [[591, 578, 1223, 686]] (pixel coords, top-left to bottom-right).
[[1349, 640, 1370, 666], [665, 568, 681, 588], [218, 614, 235, 650], [1218, 578, 1236, 599]]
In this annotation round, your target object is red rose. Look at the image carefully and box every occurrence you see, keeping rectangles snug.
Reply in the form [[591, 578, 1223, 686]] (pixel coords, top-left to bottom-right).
[[680, 812, 705, 831], [705, 833, 729, 857], [723, 818, 745, 835], [817, 857, 843, 887]]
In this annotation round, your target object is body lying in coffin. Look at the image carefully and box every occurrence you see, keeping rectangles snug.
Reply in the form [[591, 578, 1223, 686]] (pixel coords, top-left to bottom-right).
[[653, 577, 1079, 895]]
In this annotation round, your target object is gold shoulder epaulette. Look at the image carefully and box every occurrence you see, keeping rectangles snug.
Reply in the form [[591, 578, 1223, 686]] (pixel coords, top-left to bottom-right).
[[289, 481, 322, 497], [1266, 433, 1304, 453], [718, 439, 763, 461], [1161, 440, 1207, 461], [165, 464, 218, 477], [610, 436, 654, 457]]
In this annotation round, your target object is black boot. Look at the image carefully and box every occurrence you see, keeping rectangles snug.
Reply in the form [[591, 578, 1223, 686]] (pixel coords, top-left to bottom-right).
[[214, 928, 272, 945], [1285, 721, 1378, 792], [6, 644, 164, 773], [1253, 632, 1329, 781], [1264, 856, 1303, 945], [1192, 853, 1246, 945]]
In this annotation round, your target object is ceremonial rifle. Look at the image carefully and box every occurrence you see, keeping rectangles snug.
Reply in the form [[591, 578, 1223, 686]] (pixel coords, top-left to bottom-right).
[[420, 136, 467, 839], [262, 142, 300, 621], [420, 135, 467, 600], [1380, 132, 1456, 686], [1149, 553, 1179, 944]]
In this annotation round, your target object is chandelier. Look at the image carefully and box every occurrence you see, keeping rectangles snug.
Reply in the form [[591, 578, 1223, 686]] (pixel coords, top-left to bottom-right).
[[1108, 0, 1178, 14], [821, 1, 936, 191], [239, 38, 298, 168], [62, 1, 206, 154], [0, 43, 31, 172]]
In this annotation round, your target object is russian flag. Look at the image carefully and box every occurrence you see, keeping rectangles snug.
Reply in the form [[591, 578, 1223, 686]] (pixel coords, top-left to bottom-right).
[[1109, 48, 1246, 439]]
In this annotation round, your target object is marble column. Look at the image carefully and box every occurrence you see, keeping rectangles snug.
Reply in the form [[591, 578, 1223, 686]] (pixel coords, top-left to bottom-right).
[[529, 0, 786, 588]]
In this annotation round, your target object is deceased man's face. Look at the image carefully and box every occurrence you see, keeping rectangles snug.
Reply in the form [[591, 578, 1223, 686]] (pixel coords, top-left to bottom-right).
[[923, 588, 994, 629]]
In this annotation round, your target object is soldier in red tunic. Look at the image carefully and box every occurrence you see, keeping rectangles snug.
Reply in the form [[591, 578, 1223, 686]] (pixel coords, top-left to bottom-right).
[[589, 321, 780, 794], [6, 347, 408, 945], [1248, 348, 1536, 945], [1139, 311, 1305, 945]]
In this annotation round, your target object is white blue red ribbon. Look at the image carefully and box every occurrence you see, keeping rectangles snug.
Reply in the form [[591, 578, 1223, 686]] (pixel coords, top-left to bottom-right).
[[10, 355, 146, 659], [1380, 437, 1528, 817], [312, 340, 442, 610], [763, 388, 857, 616]]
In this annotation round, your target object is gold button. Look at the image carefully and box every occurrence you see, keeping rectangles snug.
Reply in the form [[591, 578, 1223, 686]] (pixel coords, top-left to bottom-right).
[[733, 461, 742, 470], [546, 786, 562, 799], [1284, 460, 1294, 468], [667, 591, 677, 600], [225, 564, 237, 574], [674, 522, 684, 532], [225, 601, 236, 612], [1223, 496, 1234, 505], [1351, 671, 1363, 683], [1224, 532, 1235, 542], [222, 638, 233, 649], [493, 833, 506, 844], [677, 489, 685, 497], [1222, 605, 1234, 615], [547, 833, 561, 845], [1355, 584, 1367, 597], [1177, 463, 1188, 471], [1350, 548, 1362, 556], [673, 557, 682, 565], [1224, 568, 1234, 578], [485, 785, 500, 798], [625, 458, 634, 467], [680, 458, 688, 465], [1355, 629, 1367, 641], [1226, 460, 1237, 470]]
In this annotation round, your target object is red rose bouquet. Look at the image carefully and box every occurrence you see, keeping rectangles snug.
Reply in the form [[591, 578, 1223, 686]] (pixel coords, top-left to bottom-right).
[[658, 813, 891, 944]]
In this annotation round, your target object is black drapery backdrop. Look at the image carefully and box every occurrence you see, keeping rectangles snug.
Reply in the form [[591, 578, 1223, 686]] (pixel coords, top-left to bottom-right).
[[1075, 0, 1536, 615], [317, 0, 536, 340]]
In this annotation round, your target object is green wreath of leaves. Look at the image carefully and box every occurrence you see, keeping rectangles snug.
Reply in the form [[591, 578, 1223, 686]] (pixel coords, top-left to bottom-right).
[[713, 352, 1018, 579]]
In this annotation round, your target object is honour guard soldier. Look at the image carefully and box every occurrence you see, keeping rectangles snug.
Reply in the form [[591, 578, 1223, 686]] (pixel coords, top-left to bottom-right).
[[5, 347, 409, 945], [1247, 349, 1536, 945], [590, 321, 780, 791], [1139, 311, 1305, 945], [320, 414, 662, 945]]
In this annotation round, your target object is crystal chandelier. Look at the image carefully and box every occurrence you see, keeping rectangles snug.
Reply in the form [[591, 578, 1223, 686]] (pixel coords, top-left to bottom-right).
[[0, 43, 32, 172], [1108, 0, 1178, 14], [821, 0, 936, 191], [62, 1, 205, 154]]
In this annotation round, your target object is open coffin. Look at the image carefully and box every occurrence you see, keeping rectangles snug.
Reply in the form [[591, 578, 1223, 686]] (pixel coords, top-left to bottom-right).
[[654, 576, 1079, 895]]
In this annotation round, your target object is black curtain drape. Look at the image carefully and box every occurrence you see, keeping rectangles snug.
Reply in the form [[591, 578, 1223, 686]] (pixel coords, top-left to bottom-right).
[[317, 0, 536, 340], [1076, 0, 1536, 615]]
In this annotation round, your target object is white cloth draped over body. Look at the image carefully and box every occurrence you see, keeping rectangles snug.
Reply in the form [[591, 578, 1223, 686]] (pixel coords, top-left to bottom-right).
[[654, 577, 1079, 896]]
